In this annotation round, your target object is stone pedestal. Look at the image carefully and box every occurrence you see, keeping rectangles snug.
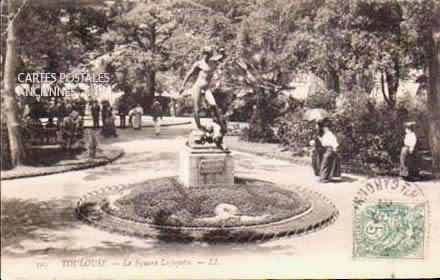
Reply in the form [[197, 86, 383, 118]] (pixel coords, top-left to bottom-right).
[[179, 147, 234, 188]]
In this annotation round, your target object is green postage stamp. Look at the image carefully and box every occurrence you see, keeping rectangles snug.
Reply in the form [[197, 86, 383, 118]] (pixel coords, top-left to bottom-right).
[[353, 201, 425, 259]]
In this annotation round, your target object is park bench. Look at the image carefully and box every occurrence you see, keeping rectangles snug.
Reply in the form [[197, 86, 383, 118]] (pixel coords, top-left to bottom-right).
[[27, 127, 59, 146], [26, 121, 82, 147], [41, 127, 58, 145], [27, 127, 58, 146]]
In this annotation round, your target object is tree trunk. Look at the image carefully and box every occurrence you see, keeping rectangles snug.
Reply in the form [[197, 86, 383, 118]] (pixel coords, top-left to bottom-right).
[[3, 0, 26, 167], [326, 68, 340, 93], [385, 67, 398, 110], [145, 71, 156, 113], [145, 26, 156, 113], [380, 72, 393, 108], [424, 11, 440, 176], [249, 87, 264, 141]]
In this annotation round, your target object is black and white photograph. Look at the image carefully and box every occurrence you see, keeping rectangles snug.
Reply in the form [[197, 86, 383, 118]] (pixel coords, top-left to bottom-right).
[[1, 0, 440, 279]]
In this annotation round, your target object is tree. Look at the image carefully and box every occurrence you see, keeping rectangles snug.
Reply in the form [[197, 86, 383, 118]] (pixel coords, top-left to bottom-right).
[[284, 0, 345, 93], [1, 1, 109, 74], [1, 0, 109, 168], [2, 0, 27, 167], [98, 0, 178, 112], [353, 0, 410, 110], [315, 0, 440, 173], [174, 0, 298, 125], [406, 0, 440, 175], [284, 0, 418, 109], [225, 0, 309, 132]]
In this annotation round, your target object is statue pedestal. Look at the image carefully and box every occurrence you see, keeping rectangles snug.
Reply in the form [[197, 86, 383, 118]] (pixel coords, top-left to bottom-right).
[[179, 146, 234, 188]]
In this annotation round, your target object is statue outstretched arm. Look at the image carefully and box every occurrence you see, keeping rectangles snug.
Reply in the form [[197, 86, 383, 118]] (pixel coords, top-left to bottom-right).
[[210, 53, 226, 63]]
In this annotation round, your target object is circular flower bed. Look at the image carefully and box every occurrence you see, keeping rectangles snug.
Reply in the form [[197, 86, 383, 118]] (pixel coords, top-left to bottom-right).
[[102, 177, 311, 228], [77, 177, 338, 242]]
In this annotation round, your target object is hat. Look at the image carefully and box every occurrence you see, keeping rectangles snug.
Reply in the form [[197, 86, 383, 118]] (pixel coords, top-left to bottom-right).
[[318, 118, 331, 127], [404, 121, 416, 129], [202, 46, 213, 55]]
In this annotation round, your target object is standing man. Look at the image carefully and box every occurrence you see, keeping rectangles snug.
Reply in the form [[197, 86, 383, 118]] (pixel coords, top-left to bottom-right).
[[179, 46, 227, 133], [55, 99, 67, 129], [101, 100, 109, 129], [118, 99, 129, 128], [91, 100, 101, 129], [87, 96, 93, 116], [151, 99, 163, 136], [47, 98, 56, 124], [77, 96, 87, 118]]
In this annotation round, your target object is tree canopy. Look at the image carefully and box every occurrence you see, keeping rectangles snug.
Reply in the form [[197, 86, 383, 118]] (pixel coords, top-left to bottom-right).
[[2, 0, 440, 174]]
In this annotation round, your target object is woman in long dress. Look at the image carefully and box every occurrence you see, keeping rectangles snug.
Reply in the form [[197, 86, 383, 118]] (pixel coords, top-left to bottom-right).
[[151, 100, 163, 135], [107, 107, 118, 137], [311, 122, 325, 177], [400, 122, 418, 180], [131, 104, 144, 130], [318, 119, 341, 182], [101, 105, 117, 137]]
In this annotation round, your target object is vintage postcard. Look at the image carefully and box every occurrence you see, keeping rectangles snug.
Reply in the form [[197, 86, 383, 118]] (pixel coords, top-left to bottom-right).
[[1, 0, 440, 279]]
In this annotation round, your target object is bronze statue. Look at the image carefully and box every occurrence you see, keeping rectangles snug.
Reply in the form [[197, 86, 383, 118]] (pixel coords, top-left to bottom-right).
[[179, 46, 227, 133]]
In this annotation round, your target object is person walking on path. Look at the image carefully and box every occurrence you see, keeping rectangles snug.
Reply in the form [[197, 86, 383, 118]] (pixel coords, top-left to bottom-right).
[[91, 100, 101, 129], [400, 122, 418, 181], [128, 106, 134, 128], [101, 103, 118, 138], [130, 103, 144, 130], [108, 106, 118, 137], [118, 99, 129, 128], [151, 99, 163, 136], [318, 119, 341, 183], [101, 100, 110, 129], [310, 121, 325, 177]]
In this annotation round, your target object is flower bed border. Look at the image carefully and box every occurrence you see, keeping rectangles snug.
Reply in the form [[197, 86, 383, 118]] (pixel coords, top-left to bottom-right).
[[1, 146, 124, 181]]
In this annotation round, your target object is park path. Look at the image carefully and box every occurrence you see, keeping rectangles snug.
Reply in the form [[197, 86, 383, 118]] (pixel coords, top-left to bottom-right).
[[2, 125, 440, 279]]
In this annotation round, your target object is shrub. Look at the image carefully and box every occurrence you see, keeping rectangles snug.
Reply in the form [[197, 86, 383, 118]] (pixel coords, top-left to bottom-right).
[[277, 87, 429, 174], [306, 89, 339, 111], [333, 106, 404, 173], [275, 114, 315, 156], [240, 122, 277, 143]]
